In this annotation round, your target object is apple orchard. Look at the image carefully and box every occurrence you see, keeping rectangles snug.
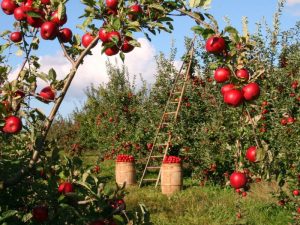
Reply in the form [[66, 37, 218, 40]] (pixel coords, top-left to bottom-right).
[[0, 0, 300, 224]]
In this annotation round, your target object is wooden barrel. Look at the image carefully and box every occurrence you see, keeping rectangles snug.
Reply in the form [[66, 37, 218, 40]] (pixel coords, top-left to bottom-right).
[[161, 163, 182, 195], [115, 162, 136, 187]]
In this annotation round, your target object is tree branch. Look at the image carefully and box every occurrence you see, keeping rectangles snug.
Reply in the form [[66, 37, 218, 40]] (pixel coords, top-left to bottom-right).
[[2, 36, 100, 188]]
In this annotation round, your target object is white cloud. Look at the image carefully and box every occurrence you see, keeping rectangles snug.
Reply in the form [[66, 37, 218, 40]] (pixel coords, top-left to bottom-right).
[[287, 0, 300, 5], [37, 37, 157, 100]]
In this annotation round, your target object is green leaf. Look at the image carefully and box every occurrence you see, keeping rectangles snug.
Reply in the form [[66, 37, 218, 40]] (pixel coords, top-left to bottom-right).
[[21, 213, 32, 223], [113, 215, 124, 225], [256, 147, 265, 162], [192, 26, 215, 39], [128, 39, 141, 48], [148, 3, 165, 11], [0, 30, 10, 37], [112, 18, 121, 30], [75, 181, 93, 193], [0, 210, 18, 222], [0, 44, 9, 54], [200, 0, 212, 9], [26, 11, 42, 18], [16, 49, 23, 56], [119, 52, 125, 62], [57, 2, 66, 21], [204, 13, 218, 30], [224, 26, 239, 42], [82, 172, 89, 183], [190, 0, 212, 8], [189, 0, 200, 8], [48, 68, 57, 81]]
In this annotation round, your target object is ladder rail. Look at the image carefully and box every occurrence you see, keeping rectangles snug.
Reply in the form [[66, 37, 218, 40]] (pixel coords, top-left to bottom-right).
[[155, 41, 196, 188], [139, 36, 197, 188]]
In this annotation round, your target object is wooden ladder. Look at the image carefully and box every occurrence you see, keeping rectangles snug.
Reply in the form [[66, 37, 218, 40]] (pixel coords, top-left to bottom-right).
[[139, 38, 196, 188]]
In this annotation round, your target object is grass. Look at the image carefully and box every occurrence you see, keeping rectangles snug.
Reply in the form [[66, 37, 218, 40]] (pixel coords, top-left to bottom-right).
[[81, 154, 293, 225]]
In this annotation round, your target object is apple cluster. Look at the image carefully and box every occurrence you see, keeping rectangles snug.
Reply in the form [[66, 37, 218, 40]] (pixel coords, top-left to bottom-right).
[[115, 154, 135, 162], [163, 155, 181, 164], [58, 181, 74, 195], [205, 35, 261, 107], [80, 0, 143, 56], [281, 116, 296, 125], [1, 0, 73, 43], [0, 85, 56, 134]]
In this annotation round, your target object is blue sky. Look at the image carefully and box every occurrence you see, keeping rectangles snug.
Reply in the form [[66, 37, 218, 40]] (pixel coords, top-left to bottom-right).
[[1, 0, 300, 117]]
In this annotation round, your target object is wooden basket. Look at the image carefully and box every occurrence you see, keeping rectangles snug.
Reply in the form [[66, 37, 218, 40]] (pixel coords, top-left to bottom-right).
[[161, 163, 182, 195], [115, 162, 136, 187]]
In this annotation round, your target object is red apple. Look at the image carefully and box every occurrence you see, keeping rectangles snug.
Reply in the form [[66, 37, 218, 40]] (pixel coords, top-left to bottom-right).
[[223, 89, 243, 107], [32, 205, 48, 222], [146, 143, 153, 150], [293, 189, 299, 196], [214, 67, 230, 83], [297, 207, 300, 214], [261, 101, 268, 106], [246, 146, 257, 162], [59, 28, 72, 43], [1, 0, 17, 15], [108, 31, 121, 44], [51, 10, 67, 26], [13, 6, 27, 21], [41, 0, 50, 4], [128, 4, 143, 20], [26, 9, 44, 28], [82, 33, 95, 48], [10, 31, 22, 42], [41, 21, 58, 40], [106, 0, 118, 9], [2, 115, 22, 134], [58, 182, 74, 194], [121, 36, 134, 53], [39, 86, 56, 101], [242, 82, 260, 101], [230, 172, 247, 189], [221, 83, 235, 95], [236, 68, 250, 80], [98, 28, 109, 43], [292, 81, 298, 89], [287, 117, 295, 124], [104, 46, 119, 56], [281, 118, 287, 126], [107, 8, 117, 15], [205, 36, 226, 53]]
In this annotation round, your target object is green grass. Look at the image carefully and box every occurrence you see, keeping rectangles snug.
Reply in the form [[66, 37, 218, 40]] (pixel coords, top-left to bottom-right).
[[81, 154, 293, 225]]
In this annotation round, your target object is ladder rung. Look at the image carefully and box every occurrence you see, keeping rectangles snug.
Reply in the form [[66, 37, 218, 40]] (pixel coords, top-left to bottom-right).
[[170, 101, 180, 104], [172, 91, 182, 94], [143, 178, 157, 182], [156, 143, 168, 146], [150, 155, 164, 158], [147, 166, 161, 170], [164, 112, 176, 115]]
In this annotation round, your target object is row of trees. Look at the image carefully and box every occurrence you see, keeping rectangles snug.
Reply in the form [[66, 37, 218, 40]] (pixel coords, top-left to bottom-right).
[[50, 19, 300, 190]]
